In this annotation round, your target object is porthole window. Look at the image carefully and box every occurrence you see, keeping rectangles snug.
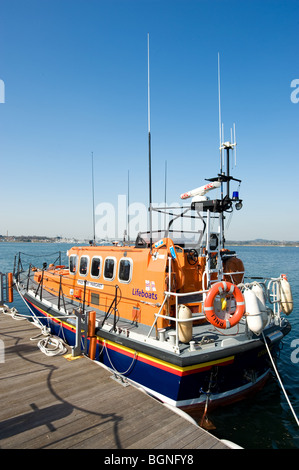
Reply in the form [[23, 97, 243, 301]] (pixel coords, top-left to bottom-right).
[[69, 255, 78, 274], [79, 256, 89, 276], [118, 258, 133, 283], [103, 257, 116, 280], [91, 256, 102, 278]]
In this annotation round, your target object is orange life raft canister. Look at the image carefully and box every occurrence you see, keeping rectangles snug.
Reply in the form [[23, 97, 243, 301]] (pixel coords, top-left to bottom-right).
[[204, 281, 245, 329]]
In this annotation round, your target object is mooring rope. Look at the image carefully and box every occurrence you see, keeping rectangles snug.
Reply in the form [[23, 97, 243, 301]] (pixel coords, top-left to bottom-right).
[[36, 335, 68, 356], [0, 305, 27, 320], [15, 282, 45, 329], [8, 283, 68, 357], [104, 340, 137, 376], [262, 332, 299, 427]]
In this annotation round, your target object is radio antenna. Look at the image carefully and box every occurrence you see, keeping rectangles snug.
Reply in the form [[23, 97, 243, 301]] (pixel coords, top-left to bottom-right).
[[147, 33, 153, 252], [91, 151, 96, 245], [218, 54, 225, 248], [218, 53, 223, 174], [164, 160, 167, 231], [127, 169, 130, 243], [233, 122, 237, 166]]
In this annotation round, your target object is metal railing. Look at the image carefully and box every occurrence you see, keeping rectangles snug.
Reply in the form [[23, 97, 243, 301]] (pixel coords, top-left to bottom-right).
[[147, 267, 247, 352], [147, 288, 208, 351]]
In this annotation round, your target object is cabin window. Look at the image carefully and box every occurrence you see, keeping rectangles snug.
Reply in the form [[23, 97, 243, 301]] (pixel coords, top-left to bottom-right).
[[69, 255, 78, 274], [103, 257, 116, 280], [79, 256, 89, 276], [91, 256, 102, 278], [118, 258, 133, 283]]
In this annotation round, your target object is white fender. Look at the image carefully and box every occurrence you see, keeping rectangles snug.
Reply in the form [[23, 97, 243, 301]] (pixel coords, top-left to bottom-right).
[[280, 275, 293, 315], [178, 304, 192, 343], [244, 288, 264, 335], [252, 283, 266, 308], [252, 283, 269, 328]]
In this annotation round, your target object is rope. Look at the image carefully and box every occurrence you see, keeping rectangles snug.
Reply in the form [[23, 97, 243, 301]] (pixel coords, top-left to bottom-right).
[[30, 329, 49, 341], [0, 305, 27, 320], [104, 341, 137, 375], [28, 323, 68, 356], [36, 336, 68, 356], [6, 283, 68, 357], [15, 281, 45, 329], [262, 332, 299, 427]]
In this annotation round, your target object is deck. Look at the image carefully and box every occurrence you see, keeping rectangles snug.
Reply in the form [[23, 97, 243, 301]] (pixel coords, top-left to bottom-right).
[[0, 309, 231, 450]]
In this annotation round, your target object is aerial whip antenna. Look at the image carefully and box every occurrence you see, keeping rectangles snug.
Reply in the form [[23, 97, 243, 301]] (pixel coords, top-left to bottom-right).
[[164, 160, 167, 230], [127, 169, 130, 243], [218, 54, 225, 247], [218, 53, 223, 174], [148, 33, 153, 252], [91, 151, 96, 245], [233, 122, 237, 166]]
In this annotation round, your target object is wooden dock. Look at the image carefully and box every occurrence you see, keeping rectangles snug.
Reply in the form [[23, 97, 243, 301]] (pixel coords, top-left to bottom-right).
[[0, 310, 230, 450]]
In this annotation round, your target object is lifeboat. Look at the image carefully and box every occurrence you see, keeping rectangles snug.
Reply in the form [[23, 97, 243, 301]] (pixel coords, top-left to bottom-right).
[[10, 78, 293, 416]]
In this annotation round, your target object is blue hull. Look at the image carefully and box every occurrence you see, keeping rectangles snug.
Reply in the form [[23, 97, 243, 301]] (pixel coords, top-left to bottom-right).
[[25, 298, 275, 409]]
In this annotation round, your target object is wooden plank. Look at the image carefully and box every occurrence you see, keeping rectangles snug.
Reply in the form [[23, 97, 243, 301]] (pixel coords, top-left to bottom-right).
[[0, 311, 229, 449]]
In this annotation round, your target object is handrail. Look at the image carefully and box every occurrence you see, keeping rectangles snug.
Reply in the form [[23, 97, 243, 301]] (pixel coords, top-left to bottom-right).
[[223, 270, 245, 277], [223, 270, 245, 284], [147, 287, 208, 346], [34, 269, 45, 300], [101, 284, 119, 328], [57, 274, 67, 313], [19, 261, 124, 335], [153, 310, 205, 323], [146, 294, 169, 338], [148, 272, 248, 351], [164, 288, 209, 297], [267, 279, 281, 317]]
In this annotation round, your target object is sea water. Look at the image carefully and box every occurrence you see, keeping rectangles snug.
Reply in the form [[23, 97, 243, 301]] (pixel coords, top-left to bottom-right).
[[0, 242, 298, 449], [211, 246, 299, 449]]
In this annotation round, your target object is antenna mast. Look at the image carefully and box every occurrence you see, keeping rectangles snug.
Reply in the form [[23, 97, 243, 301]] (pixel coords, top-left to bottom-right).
[[218, 53, 223, 177], [164, 160, 167, 231], [91, 151, 96, 245], [218, 54, 225, 248], [127, 169, 130, 243], [148, 33, 153, 252]]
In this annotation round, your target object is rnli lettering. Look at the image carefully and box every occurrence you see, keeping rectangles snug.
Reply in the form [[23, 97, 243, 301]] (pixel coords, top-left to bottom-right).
[[211, 312, 225, 327], [132, 288, 158, 300]]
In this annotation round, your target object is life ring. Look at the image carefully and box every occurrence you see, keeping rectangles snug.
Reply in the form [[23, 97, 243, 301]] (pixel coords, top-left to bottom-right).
[[204, 281, 245, 329]]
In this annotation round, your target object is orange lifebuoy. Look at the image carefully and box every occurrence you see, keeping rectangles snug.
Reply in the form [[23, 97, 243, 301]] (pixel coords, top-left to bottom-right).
[[204, 281, 245, 329]]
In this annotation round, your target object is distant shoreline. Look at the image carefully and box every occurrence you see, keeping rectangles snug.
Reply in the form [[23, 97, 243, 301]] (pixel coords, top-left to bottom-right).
[[0, 236, 298, 247], [228, 243, 299, 247]]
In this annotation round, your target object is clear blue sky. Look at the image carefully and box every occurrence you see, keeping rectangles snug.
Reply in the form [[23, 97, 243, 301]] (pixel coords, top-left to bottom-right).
[[1, 0, 298, 240]]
